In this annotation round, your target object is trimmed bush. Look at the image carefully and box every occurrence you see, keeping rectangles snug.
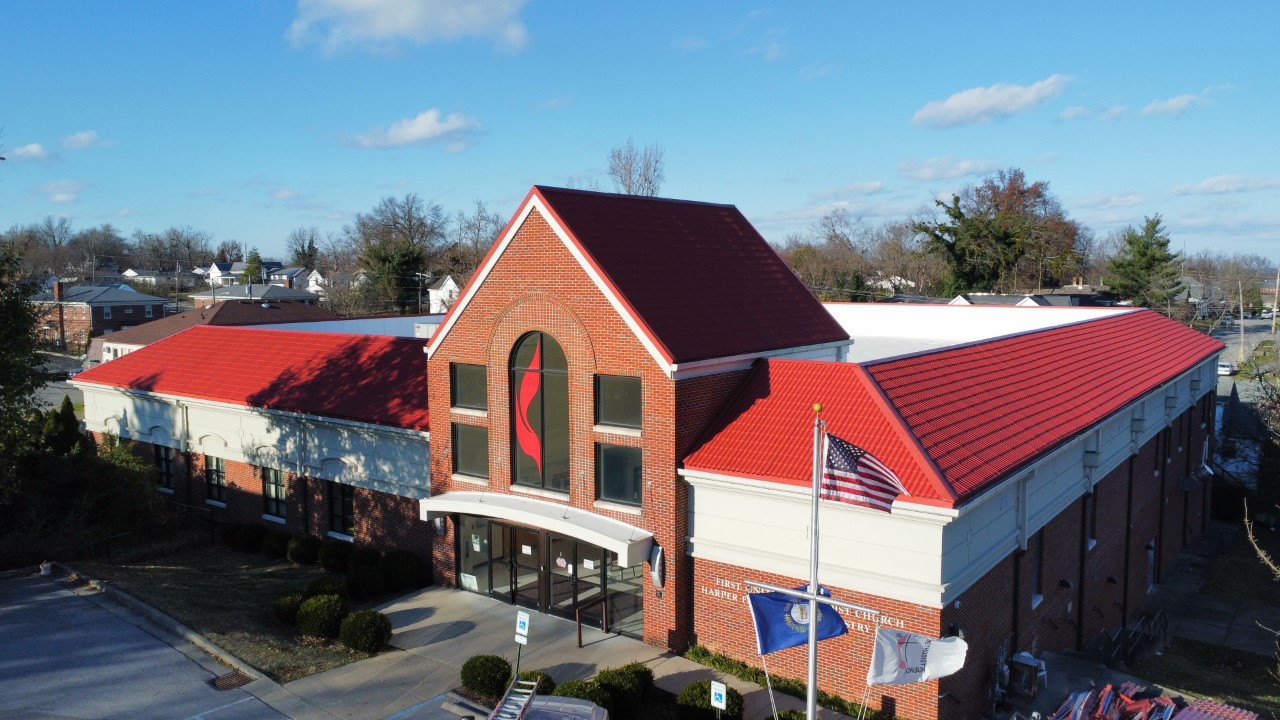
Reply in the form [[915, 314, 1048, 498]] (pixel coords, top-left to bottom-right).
[[320, 539, 355, 573], [347, 547, 382, 571], [773, 711, 805, 720], [339, 609, 392, 653], [296, 594, 350, 639], [272, 591, 307, 626], [263, 530, 292, 559], [595, 666, 644, 716], [379, 549, 430, 591], [237, 523, 267, 553], [518, 670, 556, 696], [552, 679, 613, 709], [287, 535, 321, 565], [220, 522, 243, 548], [617, 661, 654, 694], [676, 679, 744, 720], [346, 565, 386, 600], [307, 576, 348, 598], [460, 654, 512, 700]]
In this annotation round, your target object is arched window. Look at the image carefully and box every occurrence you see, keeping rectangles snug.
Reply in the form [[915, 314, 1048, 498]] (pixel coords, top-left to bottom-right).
[[510, 332, 569, 492]]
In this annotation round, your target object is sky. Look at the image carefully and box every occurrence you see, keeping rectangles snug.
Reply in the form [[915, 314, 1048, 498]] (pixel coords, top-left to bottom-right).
[[2, 1, 1278, 264]]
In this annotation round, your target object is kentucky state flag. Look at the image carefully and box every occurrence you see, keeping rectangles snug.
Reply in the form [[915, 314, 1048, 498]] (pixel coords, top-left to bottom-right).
[[747, 586, 848, 655]]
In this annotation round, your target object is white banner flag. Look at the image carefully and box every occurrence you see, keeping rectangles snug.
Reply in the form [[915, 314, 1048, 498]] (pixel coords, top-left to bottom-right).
[[866, 629, 968, 686]]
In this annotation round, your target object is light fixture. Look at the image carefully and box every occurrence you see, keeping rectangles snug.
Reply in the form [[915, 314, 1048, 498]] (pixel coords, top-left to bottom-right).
[[1059, 578, 1073, 589], [432, 515, 449, 537]]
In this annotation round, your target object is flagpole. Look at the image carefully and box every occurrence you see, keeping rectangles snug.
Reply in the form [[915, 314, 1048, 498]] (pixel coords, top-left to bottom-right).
[[808, 405, 824, 720]]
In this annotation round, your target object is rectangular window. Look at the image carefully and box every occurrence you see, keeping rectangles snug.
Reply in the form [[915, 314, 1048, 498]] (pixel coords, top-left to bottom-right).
[[154, 445, 173, 489], [263, 468, 286, 518], [596, 375, 642, 428], [596, 443, 643, 506], [103, 306, 112, 319], [453, 423, 490, 478], [145, 305, 154, 318], [329, 482, 354, 535], [206, 456, 226, 502], [451, 363, 488, 410]]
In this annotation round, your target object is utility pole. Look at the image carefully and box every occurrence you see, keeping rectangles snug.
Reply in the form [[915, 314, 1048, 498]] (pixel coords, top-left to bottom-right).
[[1239, 281, 1246, 364], [1272, 264, 1279, 336]]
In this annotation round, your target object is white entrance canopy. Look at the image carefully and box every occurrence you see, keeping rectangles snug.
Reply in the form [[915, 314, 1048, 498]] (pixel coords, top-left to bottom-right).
[[420, 491, 655, 567]]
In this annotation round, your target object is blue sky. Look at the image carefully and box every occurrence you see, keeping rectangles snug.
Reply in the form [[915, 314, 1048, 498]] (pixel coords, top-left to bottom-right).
[[3, 1, 1277, 263]]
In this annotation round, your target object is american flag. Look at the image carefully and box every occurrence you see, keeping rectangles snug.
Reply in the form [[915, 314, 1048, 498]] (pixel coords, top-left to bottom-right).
[[820, 433, 908, 512]]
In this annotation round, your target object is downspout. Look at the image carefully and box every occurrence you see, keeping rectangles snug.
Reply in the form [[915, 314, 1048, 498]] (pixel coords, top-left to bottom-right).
[[1011, 551, 1021, 653], [1076, 493, 1088, 649], [1156, 431, 1167, 585], [297, 418, 310, 536], [1122, 456, 1135, 624]]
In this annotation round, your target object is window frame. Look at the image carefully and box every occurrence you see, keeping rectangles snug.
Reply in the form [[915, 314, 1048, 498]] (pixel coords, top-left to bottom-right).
[[595, 442, 643, 506], [329, 482, 354, 536], [450, 362, 488, 411], [262, 467, 286, 518], [205, 455, 226, 503], [154, 445, 173, 489], [595, 375, 642, 429], [145, 305, 154, 319], [103, 306, 112, 319], [509, 332, 570, 493], [452, 422, 490, 479]]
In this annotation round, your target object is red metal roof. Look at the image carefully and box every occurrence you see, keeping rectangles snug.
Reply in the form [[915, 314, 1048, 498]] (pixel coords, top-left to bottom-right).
[[532, 186, 849, 364], [75, 326, 429, 431], [684, 310, 1223, 507]]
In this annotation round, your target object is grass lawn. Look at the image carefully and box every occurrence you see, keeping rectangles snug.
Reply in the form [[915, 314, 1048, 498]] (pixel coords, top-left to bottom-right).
[[1129, 636, 1280, 716], [77, 543, 377, 683], [1204, 519, 1280, 608]]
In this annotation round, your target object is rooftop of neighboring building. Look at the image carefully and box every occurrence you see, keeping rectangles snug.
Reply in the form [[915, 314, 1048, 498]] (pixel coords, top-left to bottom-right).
[[29, 284, 169, 305], [97, 300, 339, 348], [188, 284, 317, 301]]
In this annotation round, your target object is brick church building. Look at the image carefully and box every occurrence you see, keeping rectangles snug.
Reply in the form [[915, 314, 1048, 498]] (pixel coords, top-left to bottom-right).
[[74, 186, 1223, 720]]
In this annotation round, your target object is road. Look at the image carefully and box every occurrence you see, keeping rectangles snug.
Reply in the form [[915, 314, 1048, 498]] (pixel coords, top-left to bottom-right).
[[1212, 317, 1277, 402], [35, 352, 84, 411]]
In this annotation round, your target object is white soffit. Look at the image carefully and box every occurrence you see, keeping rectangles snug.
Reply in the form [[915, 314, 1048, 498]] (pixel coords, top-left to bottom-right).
[[419, 491, 655, 567]]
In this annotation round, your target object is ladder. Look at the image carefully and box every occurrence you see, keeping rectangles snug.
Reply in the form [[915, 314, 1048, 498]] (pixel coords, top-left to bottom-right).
[[488, 679, 540, 720]]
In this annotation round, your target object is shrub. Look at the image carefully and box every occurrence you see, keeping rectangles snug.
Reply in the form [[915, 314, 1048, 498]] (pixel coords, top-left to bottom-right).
[[676, 679, 744, 720], [339, 609, 392, 653], [320, 539, 355, 573], [237, 523, 267, 553], [594, 666, 644, 715], [307, 576, 348, 598], [220, 522, 243, 548], [552, 679, 612, 709], [287, 535, 321, 565], [347, 547, 382, 571], [379, 549, 430, 591], [272, 591, 307, 626], [296, 594, 350, 639], [617, 662, 654, 695], [773, 711, 805, 720], [460, 654, 512, 700], [518, 670, 556, 696], [263, 530, 292, 559], [346, 565, 386, 600]]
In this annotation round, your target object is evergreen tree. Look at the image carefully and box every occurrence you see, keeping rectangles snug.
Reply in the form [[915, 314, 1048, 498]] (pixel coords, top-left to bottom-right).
[[0, 240, 44, 503], [1106, 216, 1185, 310], [240, 247, 265, 284]]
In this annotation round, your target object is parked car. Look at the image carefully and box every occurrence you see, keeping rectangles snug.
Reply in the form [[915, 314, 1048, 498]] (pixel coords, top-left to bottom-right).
[[1217, 362, 1236, 376], [1263, 309, 1275, 319], [67, 368, 83, 379]]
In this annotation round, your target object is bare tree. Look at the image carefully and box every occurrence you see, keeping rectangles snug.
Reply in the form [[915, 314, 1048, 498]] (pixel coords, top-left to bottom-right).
[[608, 138, 665, 196], [440, 200, 503, 281], [214, 240, 244, 263], [286, 227, 322, 269]]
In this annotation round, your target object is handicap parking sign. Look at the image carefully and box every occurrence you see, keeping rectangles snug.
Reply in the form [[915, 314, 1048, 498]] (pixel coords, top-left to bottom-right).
[[710, 680, 726, 710], [516, 610, 530, 636]]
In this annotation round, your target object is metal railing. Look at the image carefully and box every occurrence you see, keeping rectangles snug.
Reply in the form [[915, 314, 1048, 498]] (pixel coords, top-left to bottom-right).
[[1096, 610, 1167, 667], [575, 595, 610, 648]]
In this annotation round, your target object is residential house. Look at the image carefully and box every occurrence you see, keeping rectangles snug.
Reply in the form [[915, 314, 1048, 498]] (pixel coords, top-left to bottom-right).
[[269, 267, 309, 289], [188, 284, 320, 304], [72, 186, 1222, 720], [29, 283, 169, 352], [427, 274, 460, 313], [206, 260, 285, 287]]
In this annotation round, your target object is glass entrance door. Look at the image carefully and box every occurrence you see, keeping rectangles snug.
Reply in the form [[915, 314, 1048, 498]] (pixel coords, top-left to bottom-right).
[[513, 526, 542, 609], [548, 533, 577, 618], [488, 521, 512, 602]]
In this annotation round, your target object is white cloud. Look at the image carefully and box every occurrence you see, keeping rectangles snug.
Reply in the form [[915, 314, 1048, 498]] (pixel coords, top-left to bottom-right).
[[1173, 175, 1280, 195], [13, 143, 52, 160], [289, 0, 529, 53], [1059, 105, 1088, 121], [539, 96, 573, 111], [63, 130, 99, 149], [42, 180, 87, 203], [273, 188, 299, 201], [898, 156, 997, 182], [1075, 192, 1143, 210], [1143, 93, 1202, 117], [798, 61, 838, 81], [673, 36, 706, 51], [758, 40, 787, 61], [912, 74, 1069, 128], [1100, 105, 1127, 121], [356, 108, 477, 150], [115, 208, 133, 217], [816, 181, 885, 199]]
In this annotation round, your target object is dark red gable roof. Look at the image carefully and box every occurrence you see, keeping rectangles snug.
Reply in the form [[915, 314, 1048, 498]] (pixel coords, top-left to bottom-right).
[[97, 300, 338, 347], [75, 326, 428, 431], [684, 310, 1223, 507], [533, 186, 849, 364]]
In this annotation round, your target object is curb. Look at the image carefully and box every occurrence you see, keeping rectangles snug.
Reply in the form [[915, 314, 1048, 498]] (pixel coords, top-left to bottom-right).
[[441, 691, 491, 719], [55, 561, 262, 683]]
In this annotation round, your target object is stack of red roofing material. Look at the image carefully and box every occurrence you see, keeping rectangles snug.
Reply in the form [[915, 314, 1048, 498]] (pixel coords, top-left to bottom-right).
[[1172, 699, 1258, 720]]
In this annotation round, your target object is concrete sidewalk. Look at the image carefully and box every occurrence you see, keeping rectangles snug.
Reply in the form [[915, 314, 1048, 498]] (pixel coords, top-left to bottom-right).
[[278, 585, 851, 719]]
